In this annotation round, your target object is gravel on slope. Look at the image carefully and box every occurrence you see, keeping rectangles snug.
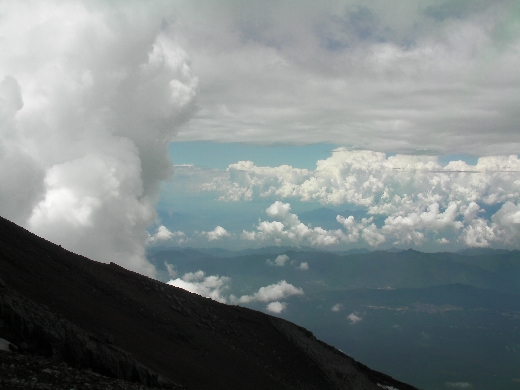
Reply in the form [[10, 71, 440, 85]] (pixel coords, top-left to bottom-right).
[[0, 350, 184, 390]]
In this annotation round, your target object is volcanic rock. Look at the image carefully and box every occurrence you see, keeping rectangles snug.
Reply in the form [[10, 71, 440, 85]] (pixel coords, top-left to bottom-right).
[[0, 216, 417, 390]]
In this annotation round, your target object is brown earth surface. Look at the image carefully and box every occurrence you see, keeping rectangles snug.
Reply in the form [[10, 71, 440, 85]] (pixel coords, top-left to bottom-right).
[[0, 216, 418, 390]]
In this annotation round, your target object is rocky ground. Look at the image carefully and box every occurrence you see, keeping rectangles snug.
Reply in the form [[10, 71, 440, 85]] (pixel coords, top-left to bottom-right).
[[0, 215, 417, 390], [0, 350, 178, 390]]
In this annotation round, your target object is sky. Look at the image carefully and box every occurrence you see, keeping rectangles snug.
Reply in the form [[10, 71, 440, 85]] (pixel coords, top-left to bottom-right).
[[1, 0, 520, 277]]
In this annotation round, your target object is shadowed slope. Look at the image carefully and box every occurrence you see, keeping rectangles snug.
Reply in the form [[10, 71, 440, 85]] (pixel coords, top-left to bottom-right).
[[0, 216, 416, 390]]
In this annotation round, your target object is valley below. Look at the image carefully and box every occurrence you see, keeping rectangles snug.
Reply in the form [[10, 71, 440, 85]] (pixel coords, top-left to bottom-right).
[[149, 246, 520, 390]]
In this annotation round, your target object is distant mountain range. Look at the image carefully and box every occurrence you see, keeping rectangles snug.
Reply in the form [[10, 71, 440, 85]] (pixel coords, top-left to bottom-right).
[[149, 247, 520, 295], [0, 215, 416, 390], [148, 245, 372, 258], [149, 246, 520, 389]]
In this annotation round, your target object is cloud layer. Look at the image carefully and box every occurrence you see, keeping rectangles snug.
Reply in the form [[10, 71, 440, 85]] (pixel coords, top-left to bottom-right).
[[241, 201, 346, 246], [205, 149, 520, 249], [0, 1, 198, 276], [173, 0, 520, 155]]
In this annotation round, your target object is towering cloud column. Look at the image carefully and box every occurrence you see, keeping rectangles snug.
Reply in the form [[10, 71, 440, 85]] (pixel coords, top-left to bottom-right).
[[0, 1, 198, 276]]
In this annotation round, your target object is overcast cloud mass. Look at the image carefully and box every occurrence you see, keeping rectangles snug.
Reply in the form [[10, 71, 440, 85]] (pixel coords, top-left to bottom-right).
[[1, 0, 520, 276], [175, 0, 520, 155]]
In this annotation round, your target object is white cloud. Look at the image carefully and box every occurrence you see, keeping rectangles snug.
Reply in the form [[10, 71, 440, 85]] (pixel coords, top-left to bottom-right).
[[266, 200, 295, 219], [200, 226, 230, 241], [463, 202, 482, 223], [337, 215, 386, 246], [207, 150, 520, 249], [492, 201, 520, 245], [164, 262, 177, 279], [242, 201, 347, 247], [203, 163, 313, 203], [460, 202, 520, 247], [266, 301, 287, 314], [0, 1, 198, 277], [347, 313, 362, 324], [211, 150, 520, 209], [148, 226, 187, 244], [167, 270, 230, 303], [461, 219, 496, 247], [331, 303, 343, 312], [232, 280, 304, 304], [380, 202, 463, 246], [296, 262, 309, 271], [266, 254, 289, 267], [154, 226, 179, 241], [169, 274, 303, 308]]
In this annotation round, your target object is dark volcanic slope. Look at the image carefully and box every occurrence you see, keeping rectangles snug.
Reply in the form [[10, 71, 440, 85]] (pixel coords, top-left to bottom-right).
[[0, 216, 416, 390]]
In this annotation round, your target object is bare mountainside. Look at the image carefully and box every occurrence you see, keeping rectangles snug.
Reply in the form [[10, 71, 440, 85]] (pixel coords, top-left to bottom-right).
[[0, 216, 417, 390]]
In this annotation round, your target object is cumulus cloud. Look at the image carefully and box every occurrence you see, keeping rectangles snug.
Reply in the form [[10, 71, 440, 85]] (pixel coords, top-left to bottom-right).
[[200, 226, 230, 241], [266, 301, 287, 314], [491, 202, 520, 244], [242, 201, 346, 247], [231, 280, 304, 304], [379, 202, 463, 246], [208, 149, 520, 249], [331, 303, 343, 312], [148, 226, 187, 244], [266, 254, 289, 266], [0, 1, 198, 276], [296, 262, 309, 271], [203, 162, 313, 202], [347, 313, 363, 324], [167, 270, 230, 303], [461, 219, 496, 247], [337, 215, 386, 246], [168, 273, 303, 308], [212, 150, 520, 208]]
